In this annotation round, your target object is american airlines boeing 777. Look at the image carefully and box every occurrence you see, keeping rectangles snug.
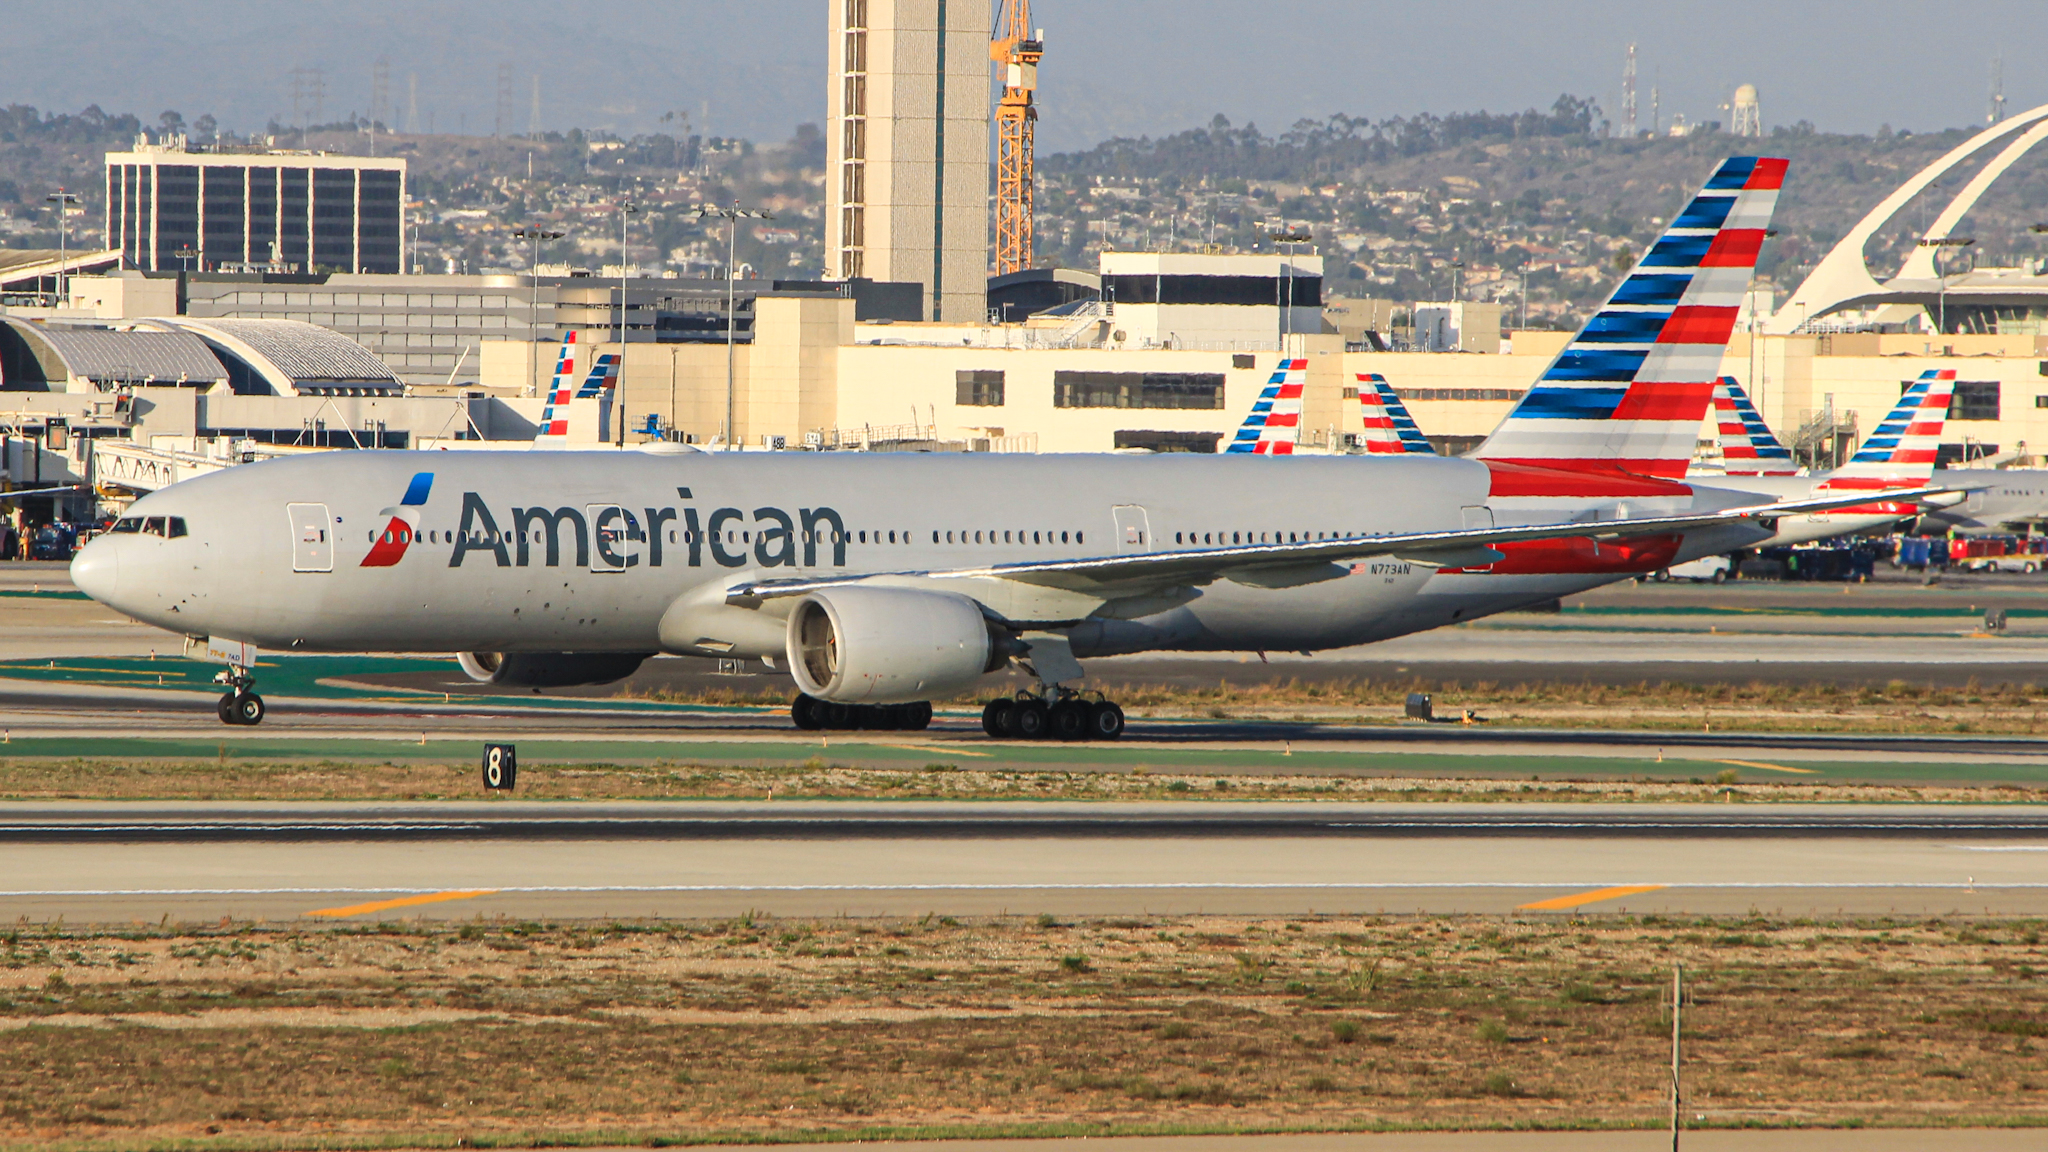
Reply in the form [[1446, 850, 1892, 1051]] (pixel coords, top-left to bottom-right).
[[68, 156, 1953, 738]]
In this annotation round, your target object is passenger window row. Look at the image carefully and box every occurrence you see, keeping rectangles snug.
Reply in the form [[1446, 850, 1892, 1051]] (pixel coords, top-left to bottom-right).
[[935, 530, 1083, 545], [1174, 530, 1381, 545]]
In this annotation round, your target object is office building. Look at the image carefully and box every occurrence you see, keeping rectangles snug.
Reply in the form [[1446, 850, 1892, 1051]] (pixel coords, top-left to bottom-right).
[[104, 139, 406, 275], [827, 0, 990, 323]]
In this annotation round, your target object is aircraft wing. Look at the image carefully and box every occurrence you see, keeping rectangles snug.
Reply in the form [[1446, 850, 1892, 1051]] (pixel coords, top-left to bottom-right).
[[726, 484, 1962, 607]]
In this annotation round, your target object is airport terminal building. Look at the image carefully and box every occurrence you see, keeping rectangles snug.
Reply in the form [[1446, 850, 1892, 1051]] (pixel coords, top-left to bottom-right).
[[103, 141, 405, 275]]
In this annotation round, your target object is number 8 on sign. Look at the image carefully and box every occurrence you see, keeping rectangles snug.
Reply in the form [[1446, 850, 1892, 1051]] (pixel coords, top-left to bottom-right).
[[482, 743, 517, 791]]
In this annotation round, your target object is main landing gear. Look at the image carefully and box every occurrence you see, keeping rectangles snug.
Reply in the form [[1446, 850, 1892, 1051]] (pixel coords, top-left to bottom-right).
[[214, 664, 265, 726], [981, 690, 1124, 741], [790, 694, 934, 731]]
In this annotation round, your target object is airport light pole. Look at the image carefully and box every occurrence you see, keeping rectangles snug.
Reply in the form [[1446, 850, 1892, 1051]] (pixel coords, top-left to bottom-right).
[[1919, 235, 1975, 336], [1268, 226, 1313, 346], [513, 227, 564, 397], [695, 202, 774, 448], [45, 189, 77, 306]]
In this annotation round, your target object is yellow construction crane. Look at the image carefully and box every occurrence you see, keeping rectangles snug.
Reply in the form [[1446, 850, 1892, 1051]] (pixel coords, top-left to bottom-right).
[[991, 0, 1042, 277]]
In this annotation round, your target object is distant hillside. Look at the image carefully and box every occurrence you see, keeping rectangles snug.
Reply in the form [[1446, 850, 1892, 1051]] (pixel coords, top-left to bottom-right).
[[1038, 105, 2048, 326]]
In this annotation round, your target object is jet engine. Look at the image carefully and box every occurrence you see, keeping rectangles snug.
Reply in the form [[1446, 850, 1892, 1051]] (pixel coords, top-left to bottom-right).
[[785, 586, 1006, 704], [456, 651, 652, 688]]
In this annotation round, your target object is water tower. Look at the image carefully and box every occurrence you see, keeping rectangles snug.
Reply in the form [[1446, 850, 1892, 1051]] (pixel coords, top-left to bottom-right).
[[1731, 84, 1762, 137]]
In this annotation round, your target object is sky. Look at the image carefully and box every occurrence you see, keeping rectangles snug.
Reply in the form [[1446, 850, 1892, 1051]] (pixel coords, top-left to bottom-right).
[[2, 0, 2042, 152]]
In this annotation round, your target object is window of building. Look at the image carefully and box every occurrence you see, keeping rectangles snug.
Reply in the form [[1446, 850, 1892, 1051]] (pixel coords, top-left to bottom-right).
[[1936, 442, 1996, 468], [1232, 353, 1256, 369], [956, 370, 1004, 406], [1054, 370, 1226, 410], [2035, 394, 2048, 409], [1951, 380, 2000, 421], [1113, 430, 1224, 453]]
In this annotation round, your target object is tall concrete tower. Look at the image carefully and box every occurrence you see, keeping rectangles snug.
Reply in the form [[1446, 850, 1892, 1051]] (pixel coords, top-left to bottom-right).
[[827, 0, 991, 323]]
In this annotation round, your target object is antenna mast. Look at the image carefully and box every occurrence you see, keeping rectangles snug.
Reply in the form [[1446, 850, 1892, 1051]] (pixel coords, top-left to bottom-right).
[[1622, 43, 1637, 137], [992, 0, 1043, 277]]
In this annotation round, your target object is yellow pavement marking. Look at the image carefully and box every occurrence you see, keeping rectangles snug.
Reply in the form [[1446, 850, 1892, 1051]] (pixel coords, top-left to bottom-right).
[[870, 743, 993, 757], [306, 889, 496, 918], [1712, 757, 1821, 775], [1518, 884, 1667, 911]]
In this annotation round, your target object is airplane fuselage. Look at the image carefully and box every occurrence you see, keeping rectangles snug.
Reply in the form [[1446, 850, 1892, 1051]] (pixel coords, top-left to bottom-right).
[[73, 448, 1765, 664]]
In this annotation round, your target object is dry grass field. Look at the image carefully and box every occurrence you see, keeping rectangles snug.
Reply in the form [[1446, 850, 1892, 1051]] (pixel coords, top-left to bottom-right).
[[1, 914, 2045, 1149]]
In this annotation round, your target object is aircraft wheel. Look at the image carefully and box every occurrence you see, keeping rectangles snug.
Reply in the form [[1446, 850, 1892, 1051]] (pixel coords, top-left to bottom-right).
[[903, 701, 933, 731], [1050, 700, 1090, 741], [1087, 701, 1126, 741], [232, 693, 266, 726], [982, 699, 1014, 737], [791, 694, 824, 730], [217, 693, 240, 725], [2028, 562, 2039, 575], [823, 701, 852, 729], [1014, 699, 1050, 739], [1710, 569, 1727, 584]]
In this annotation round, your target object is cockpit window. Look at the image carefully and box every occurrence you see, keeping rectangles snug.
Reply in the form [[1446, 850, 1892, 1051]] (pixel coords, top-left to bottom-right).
[[110, 518, 142, 534], [143, 517, 167, 536], [167, 517, 187, 538], [130, 516, 189, 538]]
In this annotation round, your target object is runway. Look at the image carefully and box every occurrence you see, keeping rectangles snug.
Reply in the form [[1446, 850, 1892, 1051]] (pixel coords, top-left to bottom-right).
[[7, 801, 2046, 923]]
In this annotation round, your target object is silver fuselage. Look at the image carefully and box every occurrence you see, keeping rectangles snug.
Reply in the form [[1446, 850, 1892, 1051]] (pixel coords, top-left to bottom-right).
[[72, 449, 1768, 663]]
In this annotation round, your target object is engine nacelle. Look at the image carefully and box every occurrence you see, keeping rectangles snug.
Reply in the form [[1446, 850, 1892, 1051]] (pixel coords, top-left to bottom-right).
[[456, 651, 651, 688], [785, 586, 1004, 704]]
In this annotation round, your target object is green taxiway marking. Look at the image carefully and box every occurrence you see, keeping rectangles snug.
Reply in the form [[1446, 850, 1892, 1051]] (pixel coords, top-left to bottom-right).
[[0, 735, 2040, 786], [0, 656, 753, 714], [0, 590, 90, 600]]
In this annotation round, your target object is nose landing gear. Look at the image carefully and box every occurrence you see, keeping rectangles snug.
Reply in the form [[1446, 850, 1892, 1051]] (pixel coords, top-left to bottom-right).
[[214, 664, 265, 726]]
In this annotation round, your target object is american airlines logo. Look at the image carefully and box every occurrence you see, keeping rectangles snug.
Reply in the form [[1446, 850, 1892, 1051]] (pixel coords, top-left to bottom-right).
[[360, 473, 434, 568], [445, 486, 850, 570]]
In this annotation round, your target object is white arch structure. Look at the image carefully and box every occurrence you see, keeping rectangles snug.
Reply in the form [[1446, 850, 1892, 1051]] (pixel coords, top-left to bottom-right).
[[1767, 102, 2048, 334]]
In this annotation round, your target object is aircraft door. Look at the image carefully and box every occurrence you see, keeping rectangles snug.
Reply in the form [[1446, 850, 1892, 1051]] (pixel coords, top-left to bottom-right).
[[1461, 505, 1494, 530], [1112, 505, 1153, 554], [287, 503, 333, 573], [587, 503, 639, 572]]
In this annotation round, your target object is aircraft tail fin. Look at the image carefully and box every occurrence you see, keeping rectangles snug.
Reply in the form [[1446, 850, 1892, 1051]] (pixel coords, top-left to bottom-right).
[[1472, 156, 1787, 478], [1225, 357, 1306, 454], [534, 331, 580, 441], [1713, 376, 1797, 475], [1824, 369, 1956, 486], [1357, 373, 1436, 455], [574, 351, 620, 399]]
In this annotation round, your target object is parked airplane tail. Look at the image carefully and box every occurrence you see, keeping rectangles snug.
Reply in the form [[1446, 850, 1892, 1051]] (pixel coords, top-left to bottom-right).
[[1357, 374, 1436, 454], [534, 331, 580, 441], [574, 352, 620, 399], [1472, 156, 1787, 479], [1821, 369, 1957, 489], [1225, 357, 1306, 454], [1713, 376, 1797, 475]]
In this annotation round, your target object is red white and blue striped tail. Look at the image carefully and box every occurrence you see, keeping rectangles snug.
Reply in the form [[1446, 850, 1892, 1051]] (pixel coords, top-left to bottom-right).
[[1713, 376, 1798, 475], [1472, 156, 1787, 479], [1226, 357, 1306, 454], [533, 330, 580, 440], [574, 351, 620, 399], [1358, 373, 1436, 455], [1821, 370, 1957, 489]]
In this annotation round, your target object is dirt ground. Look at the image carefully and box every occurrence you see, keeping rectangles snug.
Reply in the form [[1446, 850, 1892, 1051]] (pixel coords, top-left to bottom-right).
[[0, 756, 2042, 804], [1, 914, 2045, 1149]]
